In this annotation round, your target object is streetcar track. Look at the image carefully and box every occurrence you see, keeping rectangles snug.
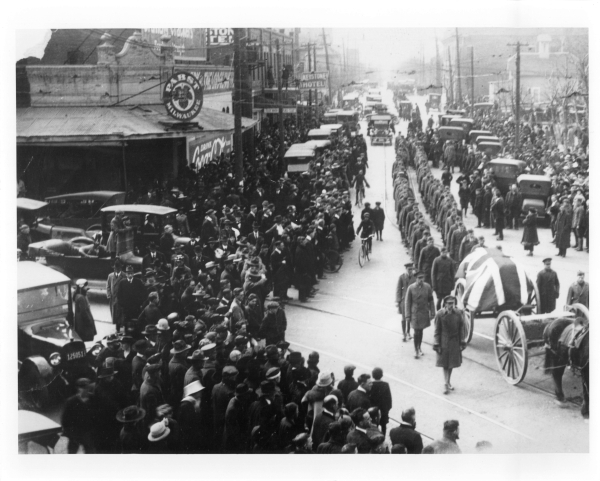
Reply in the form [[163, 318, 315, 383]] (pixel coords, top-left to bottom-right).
[[286, 299, 581, 407], [288, 338, 537, 442]]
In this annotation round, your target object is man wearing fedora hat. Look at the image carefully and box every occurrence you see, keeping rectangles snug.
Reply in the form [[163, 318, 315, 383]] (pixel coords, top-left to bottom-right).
[[94, 358, 128, 453], [167, 340, 191, 411], [212, 365, 238, 452], [433, 296, 467, 394], [178, 380, 204, 453], [396, 263, 416, 342], [142, 242, 166, 271], [116, 405, 146, 454], [147, 419, 174, 454], [106, 260, 125, 331], [140, 363, 165, 427], [118, 265, 146, 334], [184, 349, 205, 386]]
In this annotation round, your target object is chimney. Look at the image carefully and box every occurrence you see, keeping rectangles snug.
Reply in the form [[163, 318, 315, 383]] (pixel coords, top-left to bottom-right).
[[97, 33, 116, 65]]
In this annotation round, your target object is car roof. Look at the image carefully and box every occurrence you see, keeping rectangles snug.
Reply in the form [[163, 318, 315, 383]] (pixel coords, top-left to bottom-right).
[[488, 159, 527, 167], [517, 174, 552, 183], [319, 124, 343, 130], [16, 198, 48, 211], [308, 129, 331, 135], [450, 117, 474, 123], [101, 204, 177, 215], [45, 191, 125, 202], [285, 143, 316, 157], [371, 115, 392, 121], [18, 410, 61, 439], [304, 140, 331, 148], [18, 261, 71, 291]]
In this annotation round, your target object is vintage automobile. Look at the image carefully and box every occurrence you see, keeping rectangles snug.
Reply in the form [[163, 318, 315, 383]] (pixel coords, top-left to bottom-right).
[[372, 103, 388, 115], [487, 159, 527, 196], [477, 141, 503, 157], [517, 174, 552, 221], [285, 143, 317, 175], [304, 139, 332, 156], [318, 123, 343, 138], [335, 110, 361, 133], [449, 117, 474, 135], [18, 261, 97, 410], [342, 92, 361, 111], [370, 115, 394, 146], [45, 191, 125, 230], [437, 126, 465, 142], [17, 198, 51, 243], [18, 410, 63, 454], [473, 102, 494, 113], [307, 128, 334, 141], [475, 135, 501, 145], [468, 129, 492, 144], [28, 205, 189, 287], [439, 114, 461, 127], [321, 111, 339, 125], [397, 100, 413, 121], [426, 92, 442, 113]]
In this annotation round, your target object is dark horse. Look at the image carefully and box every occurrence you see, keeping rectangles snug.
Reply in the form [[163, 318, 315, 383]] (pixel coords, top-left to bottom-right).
[[543, 317, 589, 418]]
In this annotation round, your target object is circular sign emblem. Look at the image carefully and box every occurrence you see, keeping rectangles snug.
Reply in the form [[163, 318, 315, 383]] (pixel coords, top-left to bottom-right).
[[163, 71, 203, 121]]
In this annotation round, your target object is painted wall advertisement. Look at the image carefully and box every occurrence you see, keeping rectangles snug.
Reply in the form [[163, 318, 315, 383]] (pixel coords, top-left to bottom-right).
[[208, 28, 233, 45], [141, 28, 207, 61], [185, 69, 234, 93], [188, 133, 233, 171]]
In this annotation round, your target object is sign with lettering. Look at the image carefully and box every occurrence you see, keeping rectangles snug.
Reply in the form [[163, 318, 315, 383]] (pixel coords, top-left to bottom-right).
[[299, 71, 329, 90], [163, 71, 204, 120], [187, 69, 234, 93], [188, 133, 233, 171], [209, 28, 234, 45], [264, 108, 297, 114], [142, 28, 207, 61]]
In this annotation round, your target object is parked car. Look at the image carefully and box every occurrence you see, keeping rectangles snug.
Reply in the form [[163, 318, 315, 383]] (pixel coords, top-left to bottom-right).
[[45, 191, 125, 230], [487, 159, 527, 196], [18, 410, 62, 454], [517, 174, 552, 221], [18, 261, 97, 410]]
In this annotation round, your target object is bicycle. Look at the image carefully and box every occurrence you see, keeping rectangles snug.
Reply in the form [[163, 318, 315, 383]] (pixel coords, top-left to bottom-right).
[[356, 187, 365, 207], [358, 234, 374, 267]]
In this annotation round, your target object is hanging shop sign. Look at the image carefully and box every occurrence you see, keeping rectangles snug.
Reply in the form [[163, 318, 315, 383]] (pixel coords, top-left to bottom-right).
[[163, 71, 204, 121], [188, 133, 233, 171]]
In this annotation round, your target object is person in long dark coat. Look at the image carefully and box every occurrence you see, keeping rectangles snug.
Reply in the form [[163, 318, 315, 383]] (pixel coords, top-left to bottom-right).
[[418, 237, 440, 286], [371, 202, 386, 241], [554, 200, 573, 257], [118, 266, 147, 333], [396, 263, 416, 342], [536, 258, 560, 314], [490, 191, 505, 241], [433, 296, 466, 394], [431, 248, 456, 310], [294, 238, 313, 302], [521, 208, 539, 256], [73, 280, 97, 342], [405, 271, 436, 358]]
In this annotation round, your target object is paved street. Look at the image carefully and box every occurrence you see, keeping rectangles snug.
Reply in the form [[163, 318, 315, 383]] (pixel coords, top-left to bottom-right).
[[74, 91, 587, 454]]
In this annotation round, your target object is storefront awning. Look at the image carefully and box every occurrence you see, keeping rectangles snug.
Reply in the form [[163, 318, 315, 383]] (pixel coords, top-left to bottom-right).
[[17, 105, 256, 145]]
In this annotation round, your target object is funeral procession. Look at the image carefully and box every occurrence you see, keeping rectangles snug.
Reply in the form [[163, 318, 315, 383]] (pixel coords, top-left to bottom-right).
[[13, 24, 594, 462]]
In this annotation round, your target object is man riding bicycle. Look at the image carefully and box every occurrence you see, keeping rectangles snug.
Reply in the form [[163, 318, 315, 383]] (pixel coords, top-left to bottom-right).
[[352, 169, 370, 206], [356, 212, 375, 254]]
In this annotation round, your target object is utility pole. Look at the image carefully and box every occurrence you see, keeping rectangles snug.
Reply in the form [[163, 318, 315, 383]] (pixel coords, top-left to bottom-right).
[[508, 41, 528, 156], [322, 28, 332, 108], [314, 43, 318, 121], [276, 39, 285, 165], [447, 46, 454, 105], [307, 43, 312, 125], [435, 33, 441, 86], [470, 46, 475, 117], [455, 28, 462, 107], [233, 28, 243, 187]]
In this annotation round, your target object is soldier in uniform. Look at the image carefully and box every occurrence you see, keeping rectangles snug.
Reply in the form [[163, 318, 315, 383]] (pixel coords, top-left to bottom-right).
[[405, 271, 436, 359], [431, 247, 456, 310], [536, 258, 560, 314], [396, 263, 416, 342], [418, 237, 440, 286]]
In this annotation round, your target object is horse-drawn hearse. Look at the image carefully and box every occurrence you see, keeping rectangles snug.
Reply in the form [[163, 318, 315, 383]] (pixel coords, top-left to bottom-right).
[[454, 247, 589, 415]]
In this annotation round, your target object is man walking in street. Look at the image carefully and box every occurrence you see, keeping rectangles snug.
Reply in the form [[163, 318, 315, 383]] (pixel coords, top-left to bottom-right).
[[369, 367, 392, 436], [396, 263, 416, 342], [405, 271, 436, 359], [431, 247, 456, 310], [537, 258, 560, 314], [389, 407, 423, 454], [372, 201, 386, 241], [567, 271, 589, 308]]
